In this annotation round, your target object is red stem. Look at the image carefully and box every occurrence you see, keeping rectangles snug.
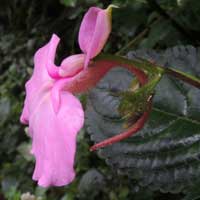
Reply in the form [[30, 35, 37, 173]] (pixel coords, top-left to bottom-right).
[[90, 100, 152, 151], [65, 60, 148, 93]]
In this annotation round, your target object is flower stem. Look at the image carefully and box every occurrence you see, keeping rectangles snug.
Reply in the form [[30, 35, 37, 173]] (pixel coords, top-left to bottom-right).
[[163, 67, 200, 89], [95, 54, 200, 89], [90, 97, 152, 151]]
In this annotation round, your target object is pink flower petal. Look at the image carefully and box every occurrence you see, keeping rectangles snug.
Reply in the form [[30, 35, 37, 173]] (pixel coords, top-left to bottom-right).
[[46, 34, 62, 79], [20, 35, 57, 125], [51, 78, 72, 113], [78, 7, 112, 68], [59, 54, 85, 77], [21, 34, 85, 187], [63, 59, 147, 94], [30, 91, 84, 187], [79, 7, 101, 54]]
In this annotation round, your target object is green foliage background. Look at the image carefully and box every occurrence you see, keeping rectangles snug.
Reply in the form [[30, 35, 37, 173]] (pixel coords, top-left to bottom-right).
[[0, 0, 200, 199]]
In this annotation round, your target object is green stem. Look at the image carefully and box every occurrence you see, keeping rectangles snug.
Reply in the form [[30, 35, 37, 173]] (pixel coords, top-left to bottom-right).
[[95, 54, 200, 90], [95, 53, 164, 74], [164, 67, 200, 89]]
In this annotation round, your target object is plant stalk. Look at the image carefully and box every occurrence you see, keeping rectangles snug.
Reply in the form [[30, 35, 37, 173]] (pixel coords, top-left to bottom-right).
[[95, 54, 200, 89], [162, 67, 200, 89]]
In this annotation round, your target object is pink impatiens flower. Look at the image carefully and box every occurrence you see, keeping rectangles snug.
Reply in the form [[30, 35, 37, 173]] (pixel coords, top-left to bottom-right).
[[20, 6, 114, 187]]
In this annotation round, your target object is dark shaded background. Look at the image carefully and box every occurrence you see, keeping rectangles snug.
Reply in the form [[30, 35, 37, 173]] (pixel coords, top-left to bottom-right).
[[1, 0, 200, 199]]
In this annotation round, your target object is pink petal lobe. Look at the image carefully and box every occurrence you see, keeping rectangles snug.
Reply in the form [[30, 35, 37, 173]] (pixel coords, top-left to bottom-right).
[[59, 54, 85, 77], [30, 91, 84, 187], [46, 34, 62, 79], [20, 35, 59, 125], [78, 7, 112, 68], [78, 7, 101, 53], [51, 78, 72, 113]]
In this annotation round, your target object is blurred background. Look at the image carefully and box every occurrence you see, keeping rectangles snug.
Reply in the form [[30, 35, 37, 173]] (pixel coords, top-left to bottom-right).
[[0, 0, 200, 199]]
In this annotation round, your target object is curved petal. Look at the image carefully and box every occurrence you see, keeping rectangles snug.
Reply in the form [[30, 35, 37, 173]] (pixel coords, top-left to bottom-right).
[[78, 7, 112, 68], [78, 7, 101, 53], [30, 91, 84, 187], [46, 34, 62, 79], [59, 54, 85, 77], [63, 59, 148, 94], [20, 83, 52, 126], [20, 34, 62, 125], [51, 78, 72, 113], [20, 37, 55, 125]]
